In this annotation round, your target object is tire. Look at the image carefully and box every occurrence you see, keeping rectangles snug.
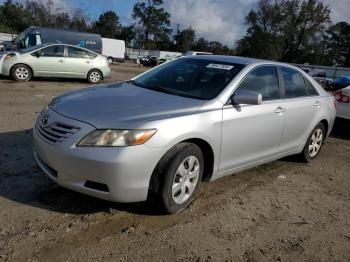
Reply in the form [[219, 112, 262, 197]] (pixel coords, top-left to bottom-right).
[[300, 123, 326, 162], [87, 69, 102, 84], [11, 64, 32, 81], [107, 57, 113, 65], [152, 143, 204, 214]]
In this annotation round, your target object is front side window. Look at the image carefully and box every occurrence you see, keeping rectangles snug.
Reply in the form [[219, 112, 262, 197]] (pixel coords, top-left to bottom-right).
[[281, 67, 307, 98], [68, 47, 97, 59], [37, 45, 64, 57], [132, 58, 245, 100], [235, 66, 280, 101]]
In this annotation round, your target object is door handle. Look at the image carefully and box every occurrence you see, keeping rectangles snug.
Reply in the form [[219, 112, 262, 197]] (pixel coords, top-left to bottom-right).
[[313, 101, 321, 107], [58, 60, 64, 63], [274, 107, 285, 114]]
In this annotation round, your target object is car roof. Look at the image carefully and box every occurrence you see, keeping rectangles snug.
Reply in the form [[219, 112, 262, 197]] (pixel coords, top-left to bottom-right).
[[22, 43, 99, 54], [183, 55, 262, 65]]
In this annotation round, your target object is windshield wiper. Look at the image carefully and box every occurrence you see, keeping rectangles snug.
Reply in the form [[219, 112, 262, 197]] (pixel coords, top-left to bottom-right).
[[147, 85, 181, 96]]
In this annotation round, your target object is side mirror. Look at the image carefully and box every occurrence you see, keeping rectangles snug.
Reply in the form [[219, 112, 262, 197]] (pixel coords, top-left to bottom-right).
[[231, 90, 262, 105], [32, 52, 41, 58]]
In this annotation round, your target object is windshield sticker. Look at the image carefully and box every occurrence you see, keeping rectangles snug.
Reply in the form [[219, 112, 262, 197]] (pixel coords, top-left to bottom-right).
[[206, 64, 234, 70]]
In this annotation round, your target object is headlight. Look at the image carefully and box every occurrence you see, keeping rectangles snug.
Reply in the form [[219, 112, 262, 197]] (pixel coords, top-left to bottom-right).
[[77, 129, 157, 147]]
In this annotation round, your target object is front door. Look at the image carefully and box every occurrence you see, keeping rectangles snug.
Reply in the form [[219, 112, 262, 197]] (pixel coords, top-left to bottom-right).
[[32, 45, 66, 77], [220, 66, 285, 172]]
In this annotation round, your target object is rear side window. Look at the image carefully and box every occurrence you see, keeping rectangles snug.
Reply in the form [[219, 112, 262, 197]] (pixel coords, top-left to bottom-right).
[[38, 45, 64, 57], [236, 66, 280, 101], [305, 80, 319, 96], [281, 67, 307, 98], [68, 47, 97, 59]]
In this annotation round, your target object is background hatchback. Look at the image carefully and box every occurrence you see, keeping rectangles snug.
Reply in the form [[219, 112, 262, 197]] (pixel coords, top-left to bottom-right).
[[33, 56, 336, 214], [0, 44, 111, 83]]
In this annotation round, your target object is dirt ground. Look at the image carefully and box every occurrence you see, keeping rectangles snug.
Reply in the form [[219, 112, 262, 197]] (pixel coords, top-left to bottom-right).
[[0, 62, 349, 262]]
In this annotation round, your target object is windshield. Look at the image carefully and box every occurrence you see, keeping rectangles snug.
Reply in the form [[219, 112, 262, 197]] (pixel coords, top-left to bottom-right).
[[132, 58, 245, 100], [13, 28, 31, 44]]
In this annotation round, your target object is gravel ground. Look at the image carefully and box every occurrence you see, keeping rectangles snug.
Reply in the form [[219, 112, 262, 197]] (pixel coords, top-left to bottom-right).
[[0, 62, 349, 262]]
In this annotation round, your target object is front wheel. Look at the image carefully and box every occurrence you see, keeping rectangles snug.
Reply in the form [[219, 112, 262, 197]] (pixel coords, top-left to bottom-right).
[[87, 69, 102, 84], [11, 64, 32, 81], [153, 143, 204, 214], [300, 123, 325, 162]]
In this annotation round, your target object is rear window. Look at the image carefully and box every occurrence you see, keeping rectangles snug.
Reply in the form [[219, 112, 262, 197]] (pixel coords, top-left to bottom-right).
[[280, 67, 307, 98], [67, 46, 97, 59], [133, 58, 245, 100]]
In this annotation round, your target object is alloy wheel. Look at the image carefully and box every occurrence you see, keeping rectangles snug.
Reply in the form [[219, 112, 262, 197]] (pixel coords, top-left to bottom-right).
[[90, 72, 101, 83], [308, 128, 323, 158], [171, 156, 200, 205], [15, 67, 29, 80]]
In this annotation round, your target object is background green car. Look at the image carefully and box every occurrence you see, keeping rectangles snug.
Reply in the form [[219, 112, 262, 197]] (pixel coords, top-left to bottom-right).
[[0, 44, 111, 83]]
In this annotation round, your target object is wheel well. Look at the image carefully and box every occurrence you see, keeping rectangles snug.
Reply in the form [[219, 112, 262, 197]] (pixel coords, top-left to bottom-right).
[[184, 138, 214, 182], [320, 119, 329, 135], [88, 68, 103, 79], [147, 139, 215, 197], [11, 63, 33, 76]]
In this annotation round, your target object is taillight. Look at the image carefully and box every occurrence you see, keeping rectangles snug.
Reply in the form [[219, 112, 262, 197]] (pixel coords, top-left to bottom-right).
[[334, 91, 350, 104]]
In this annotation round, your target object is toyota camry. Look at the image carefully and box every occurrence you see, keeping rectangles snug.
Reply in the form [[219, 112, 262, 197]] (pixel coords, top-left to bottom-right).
[[33, 55, 336, 213]]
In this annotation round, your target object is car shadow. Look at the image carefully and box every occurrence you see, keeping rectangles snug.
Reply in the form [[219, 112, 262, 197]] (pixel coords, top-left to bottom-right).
[[0, 129, 163, 216], [330, 118, 350, 141]]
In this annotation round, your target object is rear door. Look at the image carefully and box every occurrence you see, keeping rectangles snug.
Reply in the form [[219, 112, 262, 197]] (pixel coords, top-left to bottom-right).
[[277, 66, 321, 152], [220, 65, 285, 172], [32, 45, 66, 77], [65, 46, 96, 78]]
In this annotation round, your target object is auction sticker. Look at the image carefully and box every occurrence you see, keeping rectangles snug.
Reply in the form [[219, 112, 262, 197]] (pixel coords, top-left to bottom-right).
[[206, 63, 234, 70]]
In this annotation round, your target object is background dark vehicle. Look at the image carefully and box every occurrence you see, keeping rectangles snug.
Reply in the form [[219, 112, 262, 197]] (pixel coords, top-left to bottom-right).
[[2, 26, 102, 53], [140, 56, 159, 67], [329, 76, 350, 91]]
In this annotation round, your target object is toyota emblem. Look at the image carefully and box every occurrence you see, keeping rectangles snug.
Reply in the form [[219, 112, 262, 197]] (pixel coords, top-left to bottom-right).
[[42, 113, 49, 127]]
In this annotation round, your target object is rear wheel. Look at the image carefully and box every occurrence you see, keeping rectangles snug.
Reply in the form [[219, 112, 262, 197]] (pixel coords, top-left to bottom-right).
[[300, 123, 325, 162], [11, 64, 32, 81], [87, 69, 102, 84], [152, 143, 204, 214]]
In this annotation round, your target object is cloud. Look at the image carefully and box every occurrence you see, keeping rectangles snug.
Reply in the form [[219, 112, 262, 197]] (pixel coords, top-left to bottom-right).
[[165, 0, 257, 46], [322, 0, 350, 23], [164, 0, 350, 47]]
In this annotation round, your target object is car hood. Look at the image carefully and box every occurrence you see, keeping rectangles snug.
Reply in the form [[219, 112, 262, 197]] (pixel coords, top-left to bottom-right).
[[50, 82, 204, 128]]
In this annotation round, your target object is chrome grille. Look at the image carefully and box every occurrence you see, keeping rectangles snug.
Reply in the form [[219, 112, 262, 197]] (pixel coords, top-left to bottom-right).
[[36, 115, 80, 144]]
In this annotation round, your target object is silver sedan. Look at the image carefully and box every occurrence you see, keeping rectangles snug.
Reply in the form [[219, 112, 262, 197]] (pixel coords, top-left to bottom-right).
[[33, 56, 336, 213]]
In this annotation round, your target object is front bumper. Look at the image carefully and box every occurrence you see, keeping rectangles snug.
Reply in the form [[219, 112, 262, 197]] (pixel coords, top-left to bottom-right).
[[33, 108, 164, 203]]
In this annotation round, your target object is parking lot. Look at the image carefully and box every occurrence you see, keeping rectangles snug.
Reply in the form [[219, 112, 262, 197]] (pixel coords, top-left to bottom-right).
[[0, 62, 350, 261]]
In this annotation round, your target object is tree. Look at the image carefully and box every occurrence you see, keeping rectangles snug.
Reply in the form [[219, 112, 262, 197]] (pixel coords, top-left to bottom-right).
[[174, 27, 195, 53], [323, 22, 350, 66], [0, 0, 32, 33], [235, 0, 331, 64], [54, 12, 71, 29], [69, 8, 89, 32], [91, 10, 121, 38], [281, 0, 331, 62], [235, 0, 284, 60], [118, 25, 136, 47], [193, 37, 210, 52], [132, 0, 172, 49]]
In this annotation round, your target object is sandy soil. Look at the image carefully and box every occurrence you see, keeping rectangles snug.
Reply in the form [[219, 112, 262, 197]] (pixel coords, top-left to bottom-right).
[[0, 62, 349, 262]]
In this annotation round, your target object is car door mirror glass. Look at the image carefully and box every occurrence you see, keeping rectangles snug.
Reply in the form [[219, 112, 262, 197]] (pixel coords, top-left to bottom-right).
[[231, 90, 262, 105]]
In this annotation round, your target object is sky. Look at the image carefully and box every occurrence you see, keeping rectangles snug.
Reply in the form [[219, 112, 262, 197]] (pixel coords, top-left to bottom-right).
[[1, 0, 349, 46]]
